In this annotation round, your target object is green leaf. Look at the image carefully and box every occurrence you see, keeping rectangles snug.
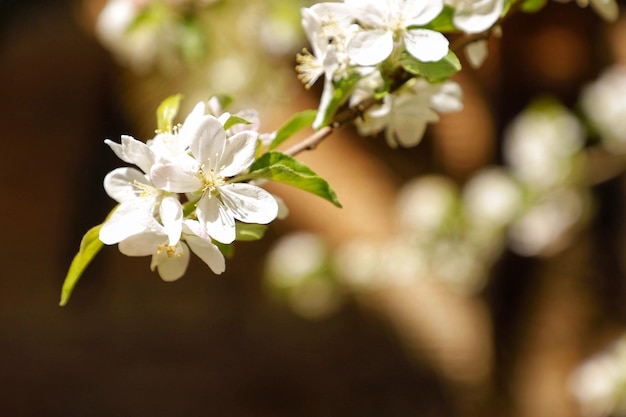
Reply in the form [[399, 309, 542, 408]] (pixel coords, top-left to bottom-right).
[[156, 94, 183, 133], [59, 224, 104, 306], [316, 73, 361, 129], [419, 6, 456, 32], [520, 0, 547, 13], [214, 241, 234, 258], [236, 223, 268, 241], [269, 109, 317, 150], [400, 50, 461, 83], [248, 151, 342, 207], [223, 114, 252, 131]]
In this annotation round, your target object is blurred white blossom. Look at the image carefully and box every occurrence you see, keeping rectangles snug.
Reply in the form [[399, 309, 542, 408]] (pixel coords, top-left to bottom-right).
[[503, 101, 585, 190], [581, 65, 626, 154], [570, 335, 626, 417]]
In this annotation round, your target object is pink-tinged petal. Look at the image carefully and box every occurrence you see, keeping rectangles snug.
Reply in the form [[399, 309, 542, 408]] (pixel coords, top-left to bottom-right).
[[190, 116, 226, 170], [151, 242, 190, 281], [219, 131, 258, 177], [105, 135, 155, 174], [103, 167, 148, 203], [99, 199, 160, 245], [185, 235, 226, 274], [118, 230, 165, 256], [160, 196, 183, 246], [150, 161, 201, 193], [196, 195, 236, 244], [219, 183, 279, 224], [403, 29, 449, 62], [348, 29, 394, 66]]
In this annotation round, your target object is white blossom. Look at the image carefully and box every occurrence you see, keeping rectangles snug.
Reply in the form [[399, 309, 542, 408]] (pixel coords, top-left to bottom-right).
[[580, 65, 626, 154], [117, 197, 225, 281], [503, 103, 585, 190], [151, 115, 278, 244], [355, 79, 463, 148]]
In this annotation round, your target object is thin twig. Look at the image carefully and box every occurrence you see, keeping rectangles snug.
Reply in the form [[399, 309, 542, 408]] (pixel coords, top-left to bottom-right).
[[283, 125, 334, 156]]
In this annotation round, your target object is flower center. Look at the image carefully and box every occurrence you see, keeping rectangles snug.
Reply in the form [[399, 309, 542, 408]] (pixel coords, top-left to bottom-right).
[[133, 180, 160, 197], [296, 49, 323, 89], [157, 242, 183, 259], [200, 167, 226, 195]]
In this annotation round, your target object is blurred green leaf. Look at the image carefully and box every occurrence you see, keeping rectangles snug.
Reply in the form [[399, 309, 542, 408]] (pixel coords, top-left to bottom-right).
[[236, 223, 268, 241], [520, 0, 547, 12]]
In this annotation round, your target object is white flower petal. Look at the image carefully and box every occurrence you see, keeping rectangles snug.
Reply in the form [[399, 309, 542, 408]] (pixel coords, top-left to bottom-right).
[[403, 29, 449, 62], [348, 29, 394, 66], [313, 76, 337, 129], [103, 167, 148, 203], [197, 195, 236, 244], [160, 196, 183, 246], [452, 0, 503, 33], [99, 199, 160, 245], [105, 135, 155, 174], [390, 115, 430, 148], [190, 116, 226, 170], [465, 40, 489, 69], [151, 242, 190, 281], [150, 161, 202, 193], [185, 235, 226, 274], [118, 230, 165, 256], [430, 81, 464, 113], [219, 131, 258, 177], [344, 0, 386, 27], [403, 0, 445, 26], [177, 101, 207, 147], [219, 183, 279, 224]]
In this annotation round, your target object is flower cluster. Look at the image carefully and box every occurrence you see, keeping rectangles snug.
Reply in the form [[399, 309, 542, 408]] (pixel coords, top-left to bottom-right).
[[295, 0, 506, 146], [99, 98, 279, 281]]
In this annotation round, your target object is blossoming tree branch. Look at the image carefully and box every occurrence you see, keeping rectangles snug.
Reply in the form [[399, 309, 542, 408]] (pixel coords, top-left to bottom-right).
[[60, 0, 618, 306]]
